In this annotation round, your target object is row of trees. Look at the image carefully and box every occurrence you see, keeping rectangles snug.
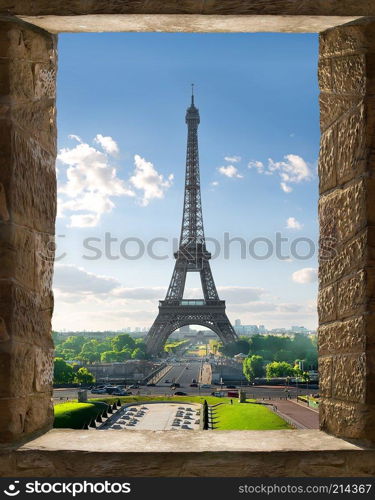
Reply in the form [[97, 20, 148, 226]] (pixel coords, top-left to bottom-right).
[[164, 339, 190, 354], [53, 333, 149, 363], [54, 358, 95, 385], [220, 333, 317, 369], [243, 356, 312, 383]]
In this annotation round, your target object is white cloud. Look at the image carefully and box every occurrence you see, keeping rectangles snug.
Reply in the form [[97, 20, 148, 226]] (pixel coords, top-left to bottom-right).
[[210, 181, 219, 187], [57, 138, 134, 227], [112, 287, 165, 300], [68, 134, 82, 143], [286, 217, 303, 230], [53, 265, 121, 295], [218, 165, 243, 179], [94, 134, 119, 155], [248, 154, 312, 193], [224, 155, 241, 163], [129, 154, 173, 206], [248, 160, 264, 174], [292, 268, 318, 284], [281, 182, 293, 193]]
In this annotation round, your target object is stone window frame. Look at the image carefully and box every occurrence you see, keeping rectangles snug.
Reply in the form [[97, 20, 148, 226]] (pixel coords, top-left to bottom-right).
[[0, 2, 374, 477]]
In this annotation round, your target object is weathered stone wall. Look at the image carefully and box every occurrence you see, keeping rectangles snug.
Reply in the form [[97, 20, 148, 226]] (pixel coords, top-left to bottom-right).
[[0, 18, 57, 443], [318, 19, 375, 443]]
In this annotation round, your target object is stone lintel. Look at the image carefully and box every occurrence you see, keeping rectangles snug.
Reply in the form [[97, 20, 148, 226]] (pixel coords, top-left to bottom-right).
[[15, 14, 365, 34]]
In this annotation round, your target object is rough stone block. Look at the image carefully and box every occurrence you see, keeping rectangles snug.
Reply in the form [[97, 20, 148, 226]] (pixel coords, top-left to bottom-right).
[[318, 316, 366, 356], [0, 280, 54, 346], [319, 25, 367, 57], [319, 125, 336, 192], [320, 398, 375, 442], [331, 54, 366, 96], [0, 223, 35, 289], [336, 102, 366, 184], [318, 58, 332, 92], [0, 121, 56, 232], [319, 230, 366, 287], [11, 128, 56, 233], [35, 232, 55, 302], [0, 394, 53, 444], [0, 20, 57, 62], [319, 180, 368, 246], [318, 284, 337, 324], [337, 269, 375, 319], [34, 346, 54, 393], [332, 353, 366, 403], [5, 99, 57, 156], [319, 94, 362, 132], [0, 341, 34, 398], [318, 356, 332, 397]]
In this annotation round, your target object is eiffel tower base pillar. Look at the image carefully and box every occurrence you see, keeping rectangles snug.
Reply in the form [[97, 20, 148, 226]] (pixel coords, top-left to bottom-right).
[[145, 300, 237, 356]]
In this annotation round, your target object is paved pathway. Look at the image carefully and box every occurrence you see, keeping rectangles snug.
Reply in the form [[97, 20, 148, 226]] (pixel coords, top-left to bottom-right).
[[100, 403, 201, 431], [199, 363, 212, 385], [272, 400, 319, 429]]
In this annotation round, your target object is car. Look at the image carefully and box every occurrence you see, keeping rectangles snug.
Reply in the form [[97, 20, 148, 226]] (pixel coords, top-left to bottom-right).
[[112, 389, 132, 396], [174, 391, 187, 396], [91, 388, 106, 394], [190, 383, 198, 387], [170, 383, 180, 388], [106, 386, 123, 394], [164, 379, 170, 383], [191, 379, 197, 383], [128, 384, 139, 389], [200, 384, 211, 389], [226, 385, 237, 389], [146, 383, 156, 386]]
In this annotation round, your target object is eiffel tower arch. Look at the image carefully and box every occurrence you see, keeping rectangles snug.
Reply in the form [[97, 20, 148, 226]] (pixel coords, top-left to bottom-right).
[[145, 88, 238, 355]]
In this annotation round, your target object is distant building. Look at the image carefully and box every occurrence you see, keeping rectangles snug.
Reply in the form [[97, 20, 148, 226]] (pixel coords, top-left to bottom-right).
[[234, 324, 259, 336], [234, 319, 241, 327], [291, 325, 309, 334]]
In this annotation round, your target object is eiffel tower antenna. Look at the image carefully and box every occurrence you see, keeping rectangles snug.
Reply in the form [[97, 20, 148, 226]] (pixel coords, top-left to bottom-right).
[[145, 90, 237, 355]]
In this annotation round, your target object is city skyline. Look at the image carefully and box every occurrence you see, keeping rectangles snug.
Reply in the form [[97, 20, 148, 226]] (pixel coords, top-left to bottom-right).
[[53, 32, 319, 332]]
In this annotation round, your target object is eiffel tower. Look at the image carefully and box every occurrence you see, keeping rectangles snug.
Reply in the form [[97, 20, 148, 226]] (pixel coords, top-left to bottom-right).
[[145, 87, 238, 355]]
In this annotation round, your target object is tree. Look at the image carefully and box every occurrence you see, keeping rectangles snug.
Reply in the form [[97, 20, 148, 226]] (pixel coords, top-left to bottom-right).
[[53, 358, 74, 384], [120, 349, 132, 360], [131, 348, 146, 360], [220, 339, 250, 357], [274, 350, 294, 363], [74, 367, 95, 385], [60, 336, 86, 355], [101, 350, 121, 363], [111, 334, 136, 352], [265, 361, 294, 379], [243, 355, 264, 382]]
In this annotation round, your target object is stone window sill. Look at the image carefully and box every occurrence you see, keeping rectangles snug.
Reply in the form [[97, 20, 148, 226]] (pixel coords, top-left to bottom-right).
[[1, 429, 374, 477]]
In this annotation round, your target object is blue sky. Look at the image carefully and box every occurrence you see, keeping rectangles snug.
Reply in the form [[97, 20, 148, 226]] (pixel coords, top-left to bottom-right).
[[53, 33, 319, 332]]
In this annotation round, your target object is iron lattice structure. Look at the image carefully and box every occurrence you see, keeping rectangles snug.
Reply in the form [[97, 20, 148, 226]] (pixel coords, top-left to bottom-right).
[[145, 90, 238, 355]]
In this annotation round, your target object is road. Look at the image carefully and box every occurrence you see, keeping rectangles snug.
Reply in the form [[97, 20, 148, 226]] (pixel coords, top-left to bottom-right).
[[157, 360, 202, 390], [53, 354, 318, 402], [272, 399, 319, 429]]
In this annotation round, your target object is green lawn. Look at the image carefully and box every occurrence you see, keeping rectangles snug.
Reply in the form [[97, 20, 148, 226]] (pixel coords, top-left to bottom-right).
[[213, 401, 291, 430], [54, 401, 108, 429], [54, 396, 291, 430]]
